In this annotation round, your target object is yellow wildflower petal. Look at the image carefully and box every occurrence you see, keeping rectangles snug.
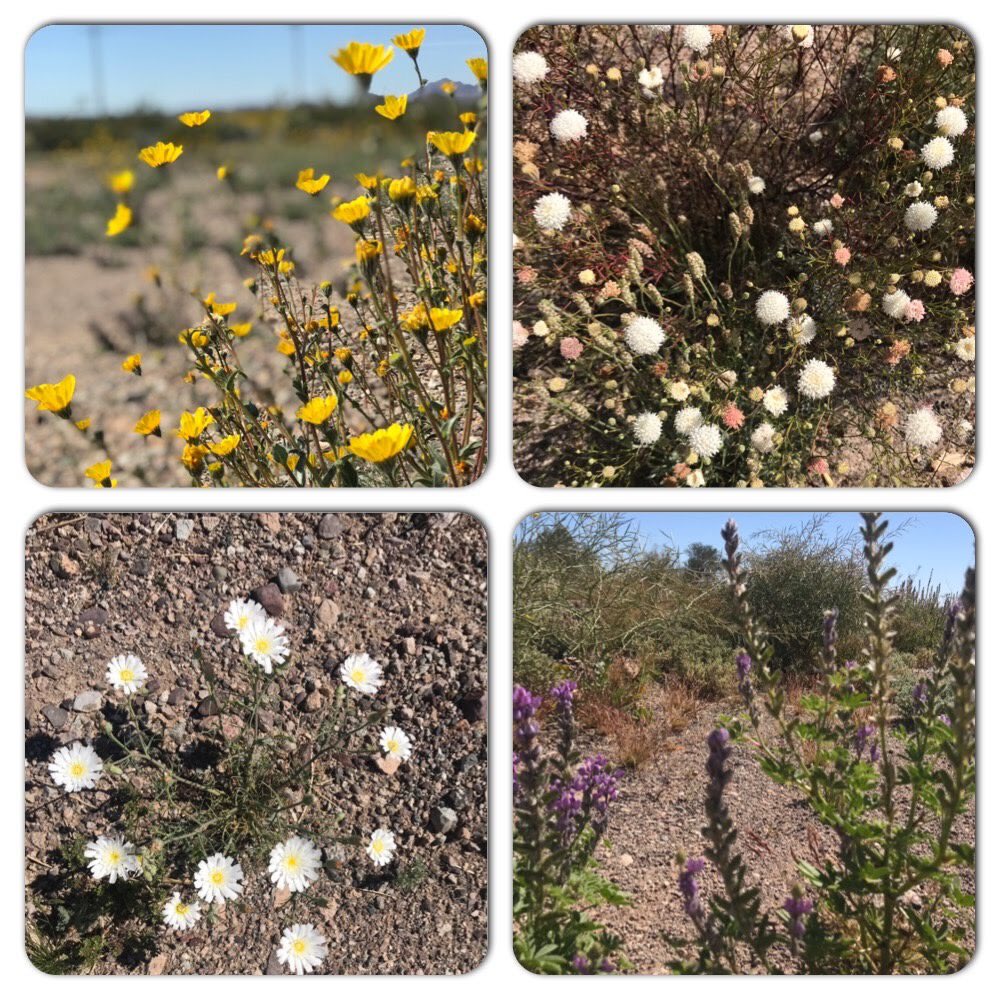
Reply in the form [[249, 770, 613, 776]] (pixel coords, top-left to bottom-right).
[[375, 94, 408, 120], [106, 203, 133, 237], [26, 374, 75, 414], [296, 168, 331, 195], [210, 434, 240, 456], [296, 395, 339, 425], [134, 410, 161, 436], [122, 353, 142, 374], [347, 423, 413, 463], [138, 141, 183, 168], [392, 28, 425, 54], [178, 110, 211, 127]]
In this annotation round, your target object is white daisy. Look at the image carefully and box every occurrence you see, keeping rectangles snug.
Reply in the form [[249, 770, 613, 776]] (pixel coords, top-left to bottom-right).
[[682, 25, 713, 53], [632, 412, 662, 446], [623, 316, 665, 355], [955, 336, 975, 362], [904, 408, 942, 448], [637, 66, 664, 89], [674, 406, 703, 435], [277, 923, 328, 975], [787, 314, 817, 345], [341, 653, 384, 694], [533, 192, 572, 231], [751, 422, 777, 453], [688, 423, 723, 459], [798, 359, 836, 400], [921, 135, 955, 170], [550, 109, 588, 143], [935, 105, 968, 138], [762, 387, 789, 417], [85, 834, 137, 883], [513, 51, 549, 86], [366, 828, 397, 867], [268, 836, 323, 894], [756, 290, 790, 326], [240, 617, 290, 673], [194, 853, 245, 904], [224, 598, 266, 635], [882, 289, 911, 319], [904, 201, 938, 232], [48, 742, 103, 792], [748, 175, 766, 195], [105, 653, 148, 695], [162, 892, 202, 931], [379, 726, 413, 761]]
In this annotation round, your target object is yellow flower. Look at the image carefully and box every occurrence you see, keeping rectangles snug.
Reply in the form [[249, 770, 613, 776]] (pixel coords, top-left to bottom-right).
[[355, 172, 380, 190], [105, 203, 132, 237], [335, 347, 352, 363], [337, 370, 353, 385], [401, 303, 430, 332], [203, 293, 236, 317], [122, 353, 142, 375], [296, 168, 330, 195], [138, 141, 183, 168], [355, 239, 383, 265], [375, 94, 408, 120], [440, 81, 457, 96], [331, 195, 371, 226], [296, 395, 339, 425], [85, 461, 116, 488], [181, 443, 209, 472], [210, 434, 240, 456], [332, 42, 395, 84], [216, 165, 229, 180], [75, 418, 91, 431], [178, 110, 211, 127], [430, 307, 464, 331], [107, 170, 134, 194], [459, 112, 478, 126], [415, 184, 438, 203], [26, 374, 75, 414], [230, 321, 253, 338], [176, 407, 215, 441], [393, 28, 426, 54], [252, 246, 286, 267], [466, 57, 488, 83], [134, 410, 161, 436], [276, 335, 296, 357], [348, 423, 413, 463], [468, 290, 486, 309], [388, 176, 416, 203], [464, 214, 486, 237], [427, 130, 476, 157]]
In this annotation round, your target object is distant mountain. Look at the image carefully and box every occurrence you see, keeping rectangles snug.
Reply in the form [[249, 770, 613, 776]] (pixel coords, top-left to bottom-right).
[[408, 79, 481, 104]]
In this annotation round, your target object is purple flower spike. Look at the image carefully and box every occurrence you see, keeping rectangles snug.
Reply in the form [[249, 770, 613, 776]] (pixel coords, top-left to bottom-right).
[[735, 652, 752, 682]]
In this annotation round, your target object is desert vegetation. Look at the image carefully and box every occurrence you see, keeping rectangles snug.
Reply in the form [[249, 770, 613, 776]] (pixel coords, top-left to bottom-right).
[[513, 512, 975, 973], [513, 25, 975, 487], [25, 25, 487, 486]]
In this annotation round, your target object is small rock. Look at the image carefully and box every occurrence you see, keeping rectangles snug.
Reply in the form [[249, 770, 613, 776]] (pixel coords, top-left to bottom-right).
[[273, 886, 292, 909], [259, 513, 282, 534], [196, 696, 219, 718], [79, 607, 109, 626], [276, 567, 300, 594], [251, 582, 284, 617], [209, 611, 230, 638], [73, 690, 103, 713], [619, 853, 634, 867], [41, 704, 69, 729], [376, 755, 401, 776], [301, 690, 323, 713], [430, 806, 459, 835], [51, 552, 79, 579], [175, 519, 195, 542], [148, 955, 168, 975], [318, 514, 342, 540]]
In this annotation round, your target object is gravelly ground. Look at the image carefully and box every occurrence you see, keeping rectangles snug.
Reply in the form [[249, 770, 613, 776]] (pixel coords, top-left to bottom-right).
[[24, 512, 487, 974]]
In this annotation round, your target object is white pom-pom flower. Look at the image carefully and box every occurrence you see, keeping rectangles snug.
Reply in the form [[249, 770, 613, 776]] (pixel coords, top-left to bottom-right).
[[162, 893, 202, 931], [955, 336, 975, 362], [49, 742, 104, 792], [637, 66, 664, 89], [797, 359, 836, 400], [921, 135, 955, 170], [269, 837, 323, 893], [632, 412, 663, 446], [687, 423, 724, 458], [756, 290, 790, 326], [787, 314, 816, 345], [341, 652, 384, 694], [195, 853, 245, 904], [623, 316, 666, 355], [904, 181, 923, 198], [904, 408, 942, 448], [674, 406, 703, 435], [935, 105, 968, 138], [682, 25, 714, 52], [751, 422, 777, 453], [550, 109, 588, 143], [748, 175, 766, 195], [762, 387, 789, 416], [513, 51, 549, 85], [904, 201, 938, 232], [533, 192, 572, 231], [882, 289, 911, 319], [366, 828, 397, 867], [812, 219, 833, 236], [277, 923, 328, 975], [85, 834, 138, 884], [105, 653, 148, 695]]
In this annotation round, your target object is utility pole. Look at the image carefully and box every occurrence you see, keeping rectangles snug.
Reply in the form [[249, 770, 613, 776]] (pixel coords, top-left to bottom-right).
[[87, 25, 107, 116]]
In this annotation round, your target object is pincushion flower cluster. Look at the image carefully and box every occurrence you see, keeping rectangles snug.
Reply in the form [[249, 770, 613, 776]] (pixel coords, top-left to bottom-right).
[[513, 24, 975, 487]]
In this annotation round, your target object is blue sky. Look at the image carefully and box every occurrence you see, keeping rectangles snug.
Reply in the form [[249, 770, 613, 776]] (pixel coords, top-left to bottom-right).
[[626, 512, 974, 596], [25, 24, 486, 116]]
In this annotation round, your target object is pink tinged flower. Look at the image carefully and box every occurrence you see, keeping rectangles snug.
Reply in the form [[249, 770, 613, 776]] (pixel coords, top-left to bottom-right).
[[516, 267, 537, 286], [808, 457, 829, 476], [513, 321, 529, 349], [559, 337, 583, 360], [829, 193, 845, 209], [950, 268, 974, 296], [722, 404, 745, 430], [904, 299, 926, 323], [937, 48, 954, 67], [834, 246, 851, 266]]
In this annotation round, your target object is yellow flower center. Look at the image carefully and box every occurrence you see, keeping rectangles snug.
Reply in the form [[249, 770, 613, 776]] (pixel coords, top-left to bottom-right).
[[286, 855, 299, 869], [176, 902, 190, 916], [69, 761, 86, 778], [237, 614, 250, 629], [108, 850, 121, 864], [372, 839, 384, 854], [387, 739, 399, 753], [292, 939, 307, 955], [119, 668, 135, 683], [211, 870, 225, 885], [351, 668, 366, 684], [255, 637, 271, 654]]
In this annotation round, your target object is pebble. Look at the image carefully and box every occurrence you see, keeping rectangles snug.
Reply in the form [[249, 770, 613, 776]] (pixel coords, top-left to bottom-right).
[[41, 704, 69, 729], [251, 582, 284, 617], [175, 519, 195, 542], [276, 567, 300, 594], [316, 599, 340, 627], [430, 806, 459, 835], [318, 514, 342, 539], [72, 690, 103, 713]]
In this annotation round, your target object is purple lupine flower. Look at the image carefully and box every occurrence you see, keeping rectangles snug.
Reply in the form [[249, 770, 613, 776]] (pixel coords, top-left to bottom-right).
[[548, 777, 583, 834], [706, 727, 731, 784], [513, 686, 542, 752], [679, 857, 707, 920], [599, 958, 616, 973], [853, 723, 876, 759], [913, 680, 928, 708], [550, 679, 578, 713], [571, 954, 592, 974], [783, 894, 814, 940], [823, 608, 839, 653], [735, 652, 752, 682], [869, 743, 880, 763]]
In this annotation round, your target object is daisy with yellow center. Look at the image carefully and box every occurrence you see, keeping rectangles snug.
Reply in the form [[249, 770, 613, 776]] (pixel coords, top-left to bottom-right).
[[85, 834, 138, 883], [106, 653, 148, 695], [240, 617, 290, 674], [268, 837, 323, 893], [340, 652, 384, 694], [48, 742, 103, 792], [224, 598, 266, 636], [194, 853, 244, 904], [162, 893, 202, 931], [379, 725, 413, 761], [366, 828, 397, 867], [277, 924, 328, 975]]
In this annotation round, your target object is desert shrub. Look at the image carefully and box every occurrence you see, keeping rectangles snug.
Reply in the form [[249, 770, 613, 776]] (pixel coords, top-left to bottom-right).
[[26, 29, 488, 487], [668, 513, 975, 973], [892, 577, 951, 652], [28, 602, 414, 975], [513, 682, 628, 973], [657, 627, 735, 698], [513, 24, 975, 487]]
